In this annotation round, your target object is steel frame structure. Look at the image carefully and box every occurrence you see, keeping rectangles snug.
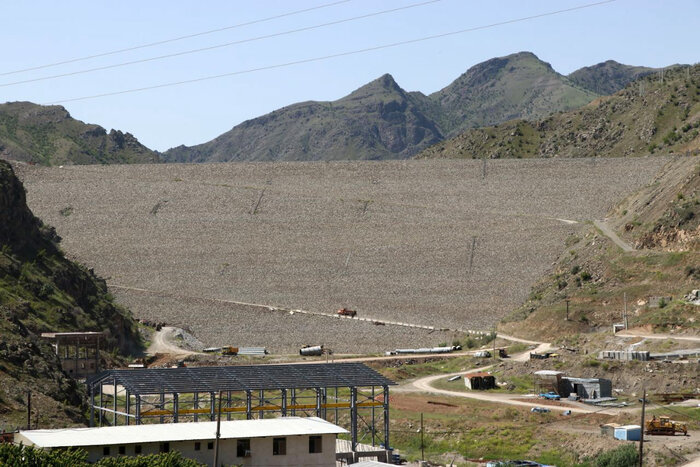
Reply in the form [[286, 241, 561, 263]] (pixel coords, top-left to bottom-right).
[[86, 363, 394, 452]]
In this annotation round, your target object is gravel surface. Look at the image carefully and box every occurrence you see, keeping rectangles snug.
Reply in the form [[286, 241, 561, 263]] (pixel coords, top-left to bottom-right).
[[17, 158, 669, 352]]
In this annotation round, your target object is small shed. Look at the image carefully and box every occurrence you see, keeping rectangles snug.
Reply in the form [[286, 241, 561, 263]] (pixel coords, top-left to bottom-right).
[[563, 377, 612, 399], [614, 425, 641, 441], [464, 372, 496, 390]]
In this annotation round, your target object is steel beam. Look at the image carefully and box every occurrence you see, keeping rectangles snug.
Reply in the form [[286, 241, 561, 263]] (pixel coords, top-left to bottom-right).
[[351, 387, 358, 452], [173, 393, 179, 423], [246, 391, 252, 420], [383, 385, 390, 449]]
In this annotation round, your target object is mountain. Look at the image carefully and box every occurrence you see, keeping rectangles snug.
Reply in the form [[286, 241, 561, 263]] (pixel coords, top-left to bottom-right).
[[164, 52, 599, 163], [0, 160, 141, 428], [0, 102, 159, 166], [165, 74, 442, 162], [568, 60, 657, 95], [430, 51, 597, 136], [418, 64, 700, 160]]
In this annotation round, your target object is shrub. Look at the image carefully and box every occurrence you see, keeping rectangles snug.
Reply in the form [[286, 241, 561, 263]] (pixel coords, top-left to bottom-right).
[[580, 271, 592, 281], [594, 444, 638, 467], [570, 265, 581, 275]]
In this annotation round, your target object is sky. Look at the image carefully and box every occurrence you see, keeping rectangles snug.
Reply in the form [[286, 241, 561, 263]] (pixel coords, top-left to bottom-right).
[[2, 0, 699, 152]]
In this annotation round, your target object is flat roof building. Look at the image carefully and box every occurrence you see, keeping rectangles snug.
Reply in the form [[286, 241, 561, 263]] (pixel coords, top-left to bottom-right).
[[15, 416, 345, 466]]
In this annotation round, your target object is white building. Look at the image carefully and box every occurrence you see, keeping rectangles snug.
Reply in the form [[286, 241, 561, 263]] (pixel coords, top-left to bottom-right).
[[15, 416, 346, 466]]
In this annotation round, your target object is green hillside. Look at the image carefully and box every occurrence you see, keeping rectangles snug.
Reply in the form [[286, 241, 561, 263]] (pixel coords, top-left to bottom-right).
[[430, 51, 597, 136], [418, 64, 700, 160], [568, 59, 657, 95], [0, 160, 141, 429], [0, 102, 159, 166]]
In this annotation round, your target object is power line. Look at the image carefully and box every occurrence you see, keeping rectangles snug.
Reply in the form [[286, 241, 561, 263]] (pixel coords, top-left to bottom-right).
[[1, 0, 441, 88], [46, 0, 616, 105], [0, 0, 353, 77]]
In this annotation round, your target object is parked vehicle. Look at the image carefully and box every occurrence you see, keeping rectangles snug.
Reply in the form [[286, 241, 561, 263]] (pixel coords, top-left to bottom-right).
[[645, 415, 688, 436], [530, 406, 550, 413], [539, 391, 561, 400], [337, 308, 357, 317]]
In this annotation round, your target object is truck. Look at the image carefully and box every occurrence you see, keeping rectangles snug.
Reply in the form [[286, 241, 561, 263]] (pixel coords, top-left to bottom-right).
[[645, 416, 688, 436], [337, 308, 357, 317], [539, 392, 561, 400]]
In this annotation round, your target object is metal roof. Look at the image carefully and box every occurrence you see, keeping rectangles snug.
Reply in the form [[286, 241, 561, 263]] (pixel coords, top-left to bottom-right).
[[17, 417, 346, 448], [464, 372, 494, 378], [87, 362, 395, 394]]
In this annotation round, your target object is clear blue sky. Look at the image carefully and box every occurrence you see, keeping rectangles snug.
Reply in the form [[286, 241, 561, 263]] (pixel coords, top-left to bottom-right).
[[2, 0, 698, 151]]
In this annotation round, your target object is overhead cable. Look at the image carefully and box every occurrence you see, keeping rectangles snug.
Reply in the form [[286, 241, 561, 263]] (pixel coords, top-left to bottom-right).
[[0, 0, 353, 77], [47, 0, 616, 105], [1, 0, 441, 88]]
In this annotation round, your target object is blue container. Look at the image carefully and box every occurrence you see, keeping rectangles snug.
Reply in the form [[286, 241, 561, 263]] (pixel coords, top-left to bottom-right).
[[614, 425, 641, 441]]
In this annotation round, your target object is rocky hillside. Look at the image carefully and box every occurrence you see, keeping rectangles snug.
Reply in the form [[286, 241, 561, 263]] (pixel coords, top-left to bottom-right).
[[0, 102, 159, 166], [164, 52, 598, 162], [568, 60, 657, 95], [419, 64, 700, 160], [500, 157, 699, 342], [0, 160, 141, 429], [166, 74, 442, 162]]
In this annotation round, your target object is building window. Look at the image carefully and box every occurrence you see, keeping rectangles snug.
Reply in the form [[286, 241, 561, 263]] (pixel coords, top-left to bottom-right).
[[103, 446, 110, 456], [273, 437, 286, 455], [194, 442, 201, 451], [135, 445, 142, 454], [207, 441, 214, 450], [118, 446, 125, 455], [309, 435, 322, 453], [160, 442, 170, 453], [237, 439, 251, 457]]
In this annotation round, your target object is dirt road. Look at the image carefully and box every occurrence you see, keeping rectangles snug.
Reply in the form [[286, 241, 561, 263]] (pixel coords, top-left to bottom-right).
[[398, 370, 611, 414], [147, 326, 201, 357], [593, 219, 635, 252], [616, 329, 700, 343]]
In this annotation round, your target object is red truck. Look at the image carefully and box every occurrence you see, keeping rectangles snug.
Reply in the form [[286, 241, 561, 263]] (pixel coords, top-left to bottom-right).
[[337, 308, 357, 318]]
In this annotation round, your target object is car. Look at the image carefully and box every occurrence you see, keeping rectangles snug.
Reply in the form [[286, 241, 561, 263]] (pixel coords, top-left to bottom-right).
[[530, 406, 550, 413], [539, 391, 561, 400]]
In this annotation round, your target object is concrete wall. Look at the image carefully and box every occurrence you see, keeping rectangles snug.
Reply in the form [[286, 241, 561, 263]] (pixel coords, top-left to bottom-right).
[[564, 378, 612, 399], [19, 434, 337, 466]]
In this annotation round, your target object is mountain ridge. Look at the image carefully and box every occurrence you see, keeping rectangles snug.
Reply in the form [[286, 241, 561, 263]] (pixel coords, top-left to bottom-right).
[[165, 51, 601, 163], [0, 102, 159, 166], [417, 64, 700, 160]]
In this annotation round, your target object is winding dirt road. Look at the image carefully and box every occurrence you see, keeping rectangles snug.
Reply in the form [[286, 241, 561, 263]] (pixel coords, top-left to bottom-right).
[[147, 326, 200, 357], [593, 219, 635, 252]]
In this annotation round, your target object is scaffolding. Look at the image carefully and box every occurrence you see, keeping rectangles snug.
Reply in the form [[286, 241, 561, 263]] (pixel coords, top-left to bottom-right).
[[41, 331, 103, 378], [86, 363, 395, 454]]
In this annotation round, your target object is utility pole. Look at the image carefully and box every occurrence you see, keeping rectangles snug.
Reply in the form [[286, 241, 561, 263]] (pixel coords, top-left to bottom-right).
[[27, 390, 31, 430], [639, 388, 646, 467], [468, 236, 477, 274], [213, 391, 223, 467], [493, 327, 497, 361], [420, 412, 424, 461]]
